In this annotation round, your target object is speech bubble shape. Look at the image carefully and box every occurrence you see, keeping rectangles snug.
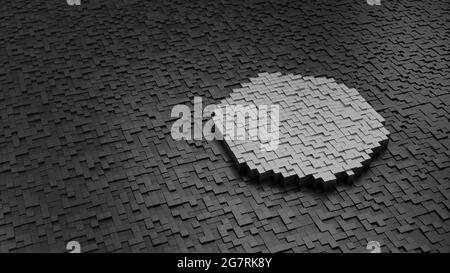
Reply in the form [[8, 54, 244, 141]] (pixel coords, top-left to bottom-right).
[[214, 72, 389, 189]]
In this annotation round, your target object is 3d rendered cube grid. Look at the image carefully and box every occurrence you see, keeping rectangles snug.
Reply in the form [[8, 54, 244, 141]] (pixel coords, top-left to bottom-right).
[[0, 0, 449, 252], [215, 72, 389, 189]]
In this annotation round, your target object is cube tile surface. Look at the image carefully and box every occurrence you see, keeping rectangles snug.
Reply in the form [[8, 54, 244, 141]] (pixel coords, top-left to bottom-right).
[[0, 0, 448, 253]]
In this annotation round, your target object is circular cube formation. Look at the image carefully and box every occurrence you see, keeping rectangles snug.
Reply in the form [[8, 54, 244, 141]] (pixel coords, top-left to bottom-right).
[[214, 72, 389, 188]]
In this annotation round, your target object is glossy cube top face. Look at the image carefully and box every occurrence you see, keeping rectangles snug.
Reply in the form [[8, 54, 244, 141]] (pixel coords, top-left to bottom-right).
[[215, 72, 389, 187]]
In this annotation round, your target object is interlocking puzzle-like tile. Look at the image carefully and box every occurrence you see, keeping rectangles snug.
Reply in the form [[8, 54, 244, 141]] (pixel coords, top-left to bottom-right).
[[215, 72, 389, 188]]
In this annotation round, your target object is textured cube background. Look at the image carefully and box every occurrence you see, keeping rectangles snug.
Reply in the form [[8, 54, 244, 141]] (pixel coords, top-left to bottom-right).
[[0, 0, 449, 252]]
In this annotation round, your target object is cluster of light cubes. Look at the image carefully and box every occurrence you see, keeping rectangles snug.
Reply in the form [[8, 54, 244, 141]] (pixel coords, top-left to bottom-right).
[[215, 72, 390, 189]]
